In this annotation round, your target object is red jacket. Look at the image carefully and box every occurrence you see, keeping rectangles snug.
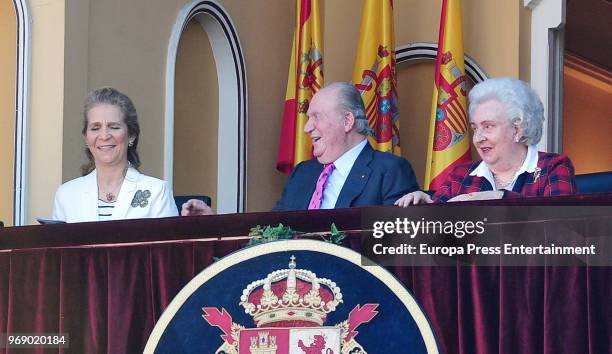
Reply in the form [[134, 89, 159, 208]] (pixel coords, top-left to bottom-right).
[[432, 152, 577, 202]]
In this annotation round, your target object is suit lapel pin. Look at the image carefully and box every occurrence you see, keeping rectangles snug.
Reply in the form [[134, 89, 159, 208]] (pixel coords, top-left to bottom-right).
[[131, 189, 151, 208], [532, 167, 542, 183]]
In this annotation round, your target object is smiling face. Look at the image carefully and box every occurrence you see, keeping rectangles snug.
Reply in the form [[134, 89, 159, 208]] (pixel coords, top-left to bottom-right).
[[470, 99, 521, 169], [84, 104, 133, 168], [304, 88, 352, 164]]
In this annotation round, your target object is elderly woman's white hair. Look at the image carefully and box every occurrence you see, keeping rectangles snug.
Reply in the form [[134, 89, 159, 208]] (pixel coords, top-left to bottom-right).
[[468, 77, 544, 146]]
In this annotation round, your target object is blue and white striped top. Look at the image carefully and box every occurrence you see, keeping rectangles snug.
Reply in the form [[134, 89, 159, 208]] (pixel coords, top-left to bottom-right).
[[97, 199, 115, 221]]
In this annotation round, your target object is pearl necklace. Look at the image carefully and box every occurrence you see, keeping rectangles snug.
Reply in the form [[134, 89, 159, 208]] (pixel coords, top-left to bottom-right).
[[492, 148, 528, 190], [493, 173, 513, 189]]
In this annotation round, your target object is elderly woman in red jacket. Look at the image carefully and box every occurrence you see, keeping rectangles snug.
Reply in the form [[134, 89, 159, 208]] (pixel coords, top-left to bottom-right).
[[396, 77, 576, 206]]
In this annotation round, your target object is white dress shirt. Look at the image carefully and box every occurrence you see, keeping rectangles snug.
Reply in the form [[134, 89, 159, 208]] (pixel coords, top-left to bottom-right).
[[320, 139, 368, 209], [469, 145, 539, 191]]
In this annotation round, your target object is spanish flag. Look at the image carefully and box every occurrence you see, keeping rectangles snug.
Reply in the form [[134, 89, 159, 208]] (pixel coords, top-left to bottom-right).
[[276, 0, 324, 175], [424, 0, 471, 190], [352, 0, 401, 155]]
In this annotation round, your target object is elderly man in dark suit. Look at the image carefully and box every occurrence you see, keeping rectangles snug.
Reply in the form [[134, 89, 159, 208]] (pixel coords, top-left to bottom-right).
[[273, 82, 418, 211], [181, 82, 419, 215]]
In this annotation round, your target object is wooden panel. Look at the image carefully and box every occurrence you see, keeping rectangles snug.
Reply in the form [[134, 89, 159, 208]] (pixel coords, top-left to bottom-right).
[[566, 0, 612, 71], [563, 54, 612, 173]]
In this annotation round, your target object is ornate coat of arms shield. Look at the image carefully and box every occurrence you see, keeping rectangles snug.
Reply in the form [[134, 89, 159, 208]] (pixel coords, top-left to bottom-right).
[[145, 240, 439, 354]]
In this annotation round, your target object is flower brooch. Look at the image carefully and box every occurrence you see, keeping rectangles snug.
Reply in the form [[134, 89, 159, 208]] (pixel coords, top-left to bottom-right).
[[131, 189, 151, 208], [532, 167, 542, 183]]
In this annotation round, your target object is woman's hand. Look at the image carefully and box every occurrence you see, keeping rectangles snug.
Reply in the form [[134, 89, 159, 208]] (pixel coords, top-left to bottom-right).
[[181, 199, 214, 216], [394, 191, 433, 207], [447, 190, 503, 202]]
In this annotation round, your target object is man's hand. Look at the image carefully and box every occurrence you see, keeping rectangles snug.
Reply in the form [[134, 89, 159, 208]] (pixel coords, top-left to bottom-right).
[[181, 199, 214, 216], [447, 190, 504, 202], [394, 191, 433, 207]]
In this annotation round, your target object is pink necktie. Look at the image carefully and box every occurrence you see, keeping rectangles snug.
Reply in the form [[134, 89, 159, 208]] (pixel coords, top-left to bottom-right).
[[308, 163, 335, 210]]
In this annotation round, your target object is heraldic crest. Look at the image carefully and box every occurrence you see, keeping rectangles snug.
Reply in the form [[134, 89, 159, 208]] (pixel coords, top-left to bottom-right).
[[202, 256, 378, 354], [144, 240, 439, 354]]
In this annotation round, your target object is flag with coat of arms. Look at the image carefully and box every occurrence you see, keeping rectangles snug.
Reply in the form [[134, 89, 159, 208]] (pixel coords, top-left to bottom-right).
[[424, 0, 471, 190], [276, 0, 324, 175], [352, 0, 401, 155]]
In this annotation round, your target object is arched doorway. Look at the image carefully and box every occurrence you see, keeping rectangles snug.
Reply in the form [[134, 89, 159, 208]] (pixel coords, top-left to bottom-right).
[[1, 0, 30, 226], [165, 0, 247, 213]]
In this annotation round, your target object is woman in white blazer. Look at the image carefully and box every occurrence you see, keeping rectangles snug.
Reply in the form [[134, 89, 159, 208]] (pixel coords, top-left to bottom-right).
[[52, 87, 178, 222]]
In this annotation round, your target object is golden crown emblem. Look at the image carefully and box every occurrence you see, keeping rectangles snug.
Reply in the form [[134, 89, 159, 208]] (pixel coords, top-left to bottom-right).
[[239, 255, 343, 327]]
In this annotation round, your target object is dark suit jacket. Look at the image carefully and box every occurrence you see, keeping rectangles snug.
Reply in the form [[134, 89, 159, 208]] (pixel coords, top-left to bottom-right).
[[274, 143, 419, 211]]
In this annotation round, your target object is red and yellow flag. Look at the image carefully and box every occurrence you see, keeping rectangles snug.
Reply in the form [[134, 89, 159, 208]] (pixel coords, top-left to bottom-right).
[[424, 0, 471, 190], [352, 0, 401, 155], [276, 0, 324, 175]]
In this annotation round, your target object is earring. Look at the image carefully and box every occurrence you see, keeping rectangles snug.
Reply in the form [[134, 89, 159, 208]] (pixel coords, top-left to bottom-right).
[[514, 135, 520, 143], [129, 141, 134, 147]]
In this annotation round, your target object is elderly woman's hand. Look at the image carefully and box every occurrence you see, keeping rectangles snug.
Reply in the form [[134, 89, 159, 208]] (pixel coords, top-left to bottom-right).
[[447, 191, 504, 202], [394, 191, 433, 207], [181, 199, 215, 216]]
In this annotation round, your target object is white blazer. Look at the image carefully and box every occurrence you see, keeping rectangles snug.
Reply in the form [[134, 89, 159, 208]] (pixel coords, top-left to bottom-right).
[[52, 167, 179, 223]]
